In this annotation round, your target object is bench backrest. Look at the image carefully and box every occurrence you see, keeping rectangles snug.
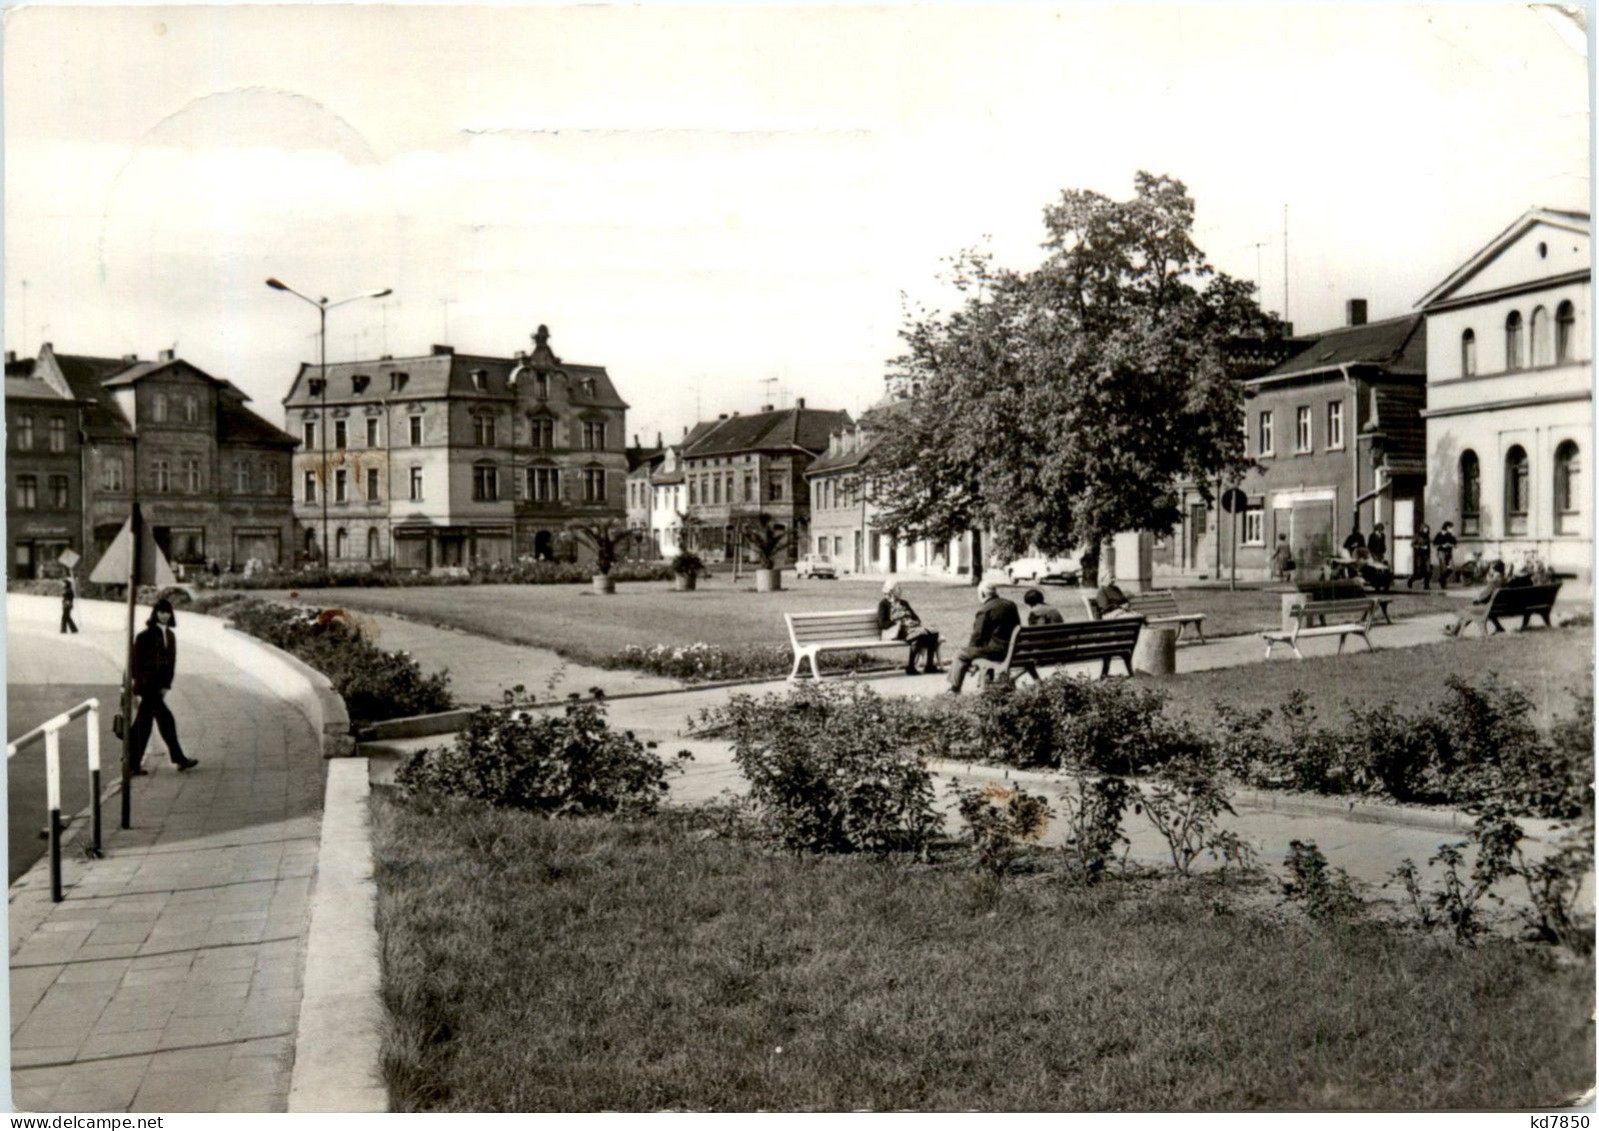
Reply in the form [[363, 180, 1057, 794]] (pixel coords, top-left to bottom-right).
[[786, 609, 886, 647], [1296, 578, 1366, 601], [1487, 583, 1561, 614], [1001, 617, 1144, 667], [1124, 590, 1180, 618], [1293, 598, 1375, 627]]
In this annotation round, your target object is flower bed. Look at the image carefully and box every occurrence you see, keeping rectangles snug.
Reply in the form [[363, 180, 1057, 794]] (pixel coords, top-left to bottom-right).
[[190, 559, 673, 591], [605, 641, 891, 682]]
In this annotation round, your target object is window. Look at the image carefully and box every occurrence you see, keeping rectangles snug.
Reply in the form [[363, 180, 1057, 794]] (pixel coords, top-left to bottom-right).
[[155, 460, 171, 493], [1557, 301, 1576, 363], [16, 415, 33, 450], [48, 416, 66, 452], [471, 370, 487, 392], [1461, 329, 1477, 377], [769, 475, 783, 502], [408, 467, 423, 501], [528, 467, 560, 502], [744, 474, 756, 503], [49, 475, 69, 509], [474, 414, 496, 447], [183, 395, 198, 423], [334, 468, 348, 503], [152, 395, 168, 423], [816, 536, 827, 555], [583, 421, 606, 451], [168, 528, 205, 563], [15, 474, 36, 509], [366, 467, 380, 501], [1327, 401, 1345, 449], [472, 466, 499, 501], [303, 471, 317, 503], [712, 476, 722, 505], [1295, 406, 1312, 453], [304, 421, 317, 450], [185, 459, 201, 493], [334, 420, 347, 450], [534, 373, 550, 401], [1459, 450, 1481, 536], [366, 417, 380, 447], [1530, 306, 1550, 366], [833, 536, 843, 557], [367, 528, 381, 559], [335, 528, 348, 559], [1505, 445, 1529, 535], [688, 479, 698, 506], [529, 416, 554, 450], [264, 463, 278, 494], [1257, 410, 1275, 457], [100, 457, 124, 492], [234, 461, 251, 493], [1242, 506, 1265, 546], [409, 416, 423, 446], [584, 468, 608, 503], [1505, 311, 1524, 371], [1555, 441, 1581, 535]]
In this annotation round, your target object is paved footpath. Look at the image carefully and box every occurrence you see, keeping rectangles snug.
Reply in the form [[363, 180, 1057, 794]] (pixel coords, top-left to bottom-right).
[[7, 597, 325, 1113]]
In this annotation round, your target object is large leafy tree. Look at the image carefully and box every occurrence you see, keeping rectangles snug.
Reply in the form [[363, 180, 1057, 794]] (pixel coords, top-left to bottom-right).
[[870, 173, 1280, 572]]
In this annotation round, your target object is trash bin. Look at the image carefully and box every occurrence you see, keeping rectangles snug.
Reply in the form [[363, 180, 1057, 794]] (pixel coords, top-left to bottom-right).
[[1281, 592, 1308, 632], [1133, 625, 1177, 676]]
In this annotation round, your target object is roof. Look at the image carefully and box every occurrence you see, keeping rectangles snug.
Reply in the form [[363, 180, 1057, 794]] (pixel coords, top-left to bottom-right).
[[218, 395, 298, 447], [4, 375, 72, 403], [51, 353, 139, 438], [1251, 314, 1427, 383], [1415, 207, 1592, 310], [282, 344, 629, 411], [1366, 384, 1427, 474], [626, 447, 666, 474], [683, 406, 853, 459]]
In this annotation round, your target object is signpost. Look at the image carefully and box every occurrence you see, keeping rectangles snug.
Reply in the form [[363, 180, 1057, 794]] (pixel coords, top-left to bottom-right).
[[1220, 487, 1247, 592]]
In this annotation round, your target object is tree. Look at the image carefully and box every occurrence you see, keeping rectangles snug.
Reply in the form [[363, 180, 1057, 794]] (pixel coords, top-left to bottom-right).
[[567, 519, 632, 576], [870, 173, 1280, 571], [738, 513, 793, 570]]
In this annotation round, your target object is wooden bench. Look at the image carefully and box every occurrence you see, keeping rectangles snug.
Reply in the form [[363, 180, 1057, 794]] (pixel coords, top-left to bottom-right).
[[1453, 582, 1562, 638], [1261, 598, 1378, 660], [969, 617, 1145, 686], [1296, 578, 1393, 624], [1109, 589, 1206, 642], [784, 609, 940, 680]]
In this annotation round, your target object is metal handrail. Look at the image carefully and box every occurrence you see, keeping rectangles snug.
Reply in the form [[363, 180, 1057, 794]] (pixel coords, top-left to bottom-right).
[[7, 697, 102, 901]]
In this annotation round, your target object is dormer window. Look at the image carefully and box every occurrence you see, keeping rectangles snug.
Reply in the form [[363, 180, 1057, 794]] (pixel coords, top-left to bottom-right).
[[389, 372, 409, 394], [307, 378, 326, 398], [534, 373, 550, 401], [352, 374, 370, 394], [470, 369, 488, 392]]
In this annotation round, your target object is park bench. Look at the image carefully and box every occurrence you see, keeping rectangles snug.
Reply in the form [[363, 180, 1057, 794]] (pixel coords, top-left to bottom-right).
[[1261, 597, 1379, 660], [1452, 582, 1562, 638], [784, 608, 940, 681], [968, 617, 1145, 686], [1081, 588, 1206, 642], [1296, 578, 1393, 624]]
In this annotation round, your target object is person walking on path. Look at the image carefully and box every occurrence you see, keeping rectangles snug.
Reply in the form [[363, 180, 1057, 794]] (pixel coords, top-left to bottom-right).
[[129, 597, 199, 774], [1407, 523, 1432, 589], [947, 576, 1020, 694], [59, 576, 78, 634], [1343, 525, 1366, 557], [1433, 521, 1458, 590], [1271, 535, 1294, 582]]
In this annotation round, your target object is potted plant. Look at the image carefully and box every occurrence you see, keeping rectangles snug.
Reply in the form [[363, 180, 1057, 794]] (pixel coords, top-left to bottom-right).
[[569, 520, 632, 594], [740, 514, 793, 593], [670, 551, 705, 592]]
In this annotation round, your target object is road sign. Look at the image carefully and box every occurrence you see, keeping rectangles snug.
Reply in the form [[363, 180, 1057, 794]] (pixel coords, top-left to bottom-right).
[[1220, 487, 1248, 514], [57, 548, 80, 571]]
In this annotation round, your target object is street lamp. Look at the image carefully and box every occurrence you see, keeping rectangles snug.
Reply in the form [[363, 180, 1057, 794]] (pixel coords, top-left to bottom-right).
[[266, 278, 392, 566]]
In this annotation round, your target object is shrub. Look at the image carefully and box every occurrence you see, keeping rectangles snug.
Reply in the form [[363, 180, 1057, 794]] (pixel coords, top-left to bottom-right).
[[1282, 840, 1362, 922], [1137, 751, 1237, 876], [706, 683, 942, 855], [1391, 807, 1522, 946], [1057, 772, 1137, 883], [670, 551, 706, 579], [953, 783, 1053, 877], [398, 694, 687, 816], [1517, 826, 1594, 954], [610, 641, 890, 683], [188, 559, 673, 591]]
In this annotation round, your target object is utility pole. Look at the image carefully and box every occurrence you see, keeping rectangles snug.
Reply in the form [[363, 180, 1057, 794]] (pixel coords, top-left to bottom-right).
[[1282, 205, 1290, 325]]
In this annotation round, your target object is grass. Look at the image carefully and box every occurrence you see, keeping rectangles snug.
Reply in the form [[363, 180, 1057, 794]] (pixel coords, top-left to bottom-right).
[[373, 792, 1595, 1112]]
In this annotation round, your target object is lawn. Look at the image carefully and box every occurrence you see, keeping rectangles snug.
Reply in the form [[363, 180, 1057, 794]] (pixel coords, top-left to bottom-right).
[[372, 792, 1595, 1112], [258, 577, 1463, 672]]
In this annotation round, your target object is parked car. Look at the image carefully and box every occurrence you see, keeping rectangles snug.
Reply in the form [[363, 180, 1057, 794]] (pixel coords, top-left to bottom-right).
[[796, 553, 838, 579], [1005, 555, 1081, 585]]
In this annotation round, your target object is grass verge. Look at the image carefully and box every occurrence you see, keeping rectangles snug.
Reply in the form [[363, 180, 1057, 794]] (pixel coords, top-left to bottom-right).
[[373, 792, 1594, 1112]]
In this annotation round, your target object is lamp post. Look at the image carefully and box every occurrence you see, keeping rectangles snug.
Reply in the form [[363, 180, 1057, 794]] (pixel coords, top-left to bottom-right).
[[266, 278, 392, 566]]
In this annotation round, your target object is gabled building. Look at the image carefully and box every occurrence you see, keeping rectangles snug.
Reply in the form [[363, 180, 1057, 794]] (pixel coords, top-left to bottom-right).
[[1416, 208, 1590, 581], [625, 433, 666, 555], [5, 350, 85, 578], [281, 325, 629, 569]]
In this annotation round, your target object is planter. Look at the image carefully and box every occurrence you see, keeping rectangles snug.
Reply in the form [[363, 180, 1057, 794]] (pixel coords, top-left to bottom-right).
[[672, 573, 697, 592], [755, 568, 782, 593], [593, 574, 616, 595]]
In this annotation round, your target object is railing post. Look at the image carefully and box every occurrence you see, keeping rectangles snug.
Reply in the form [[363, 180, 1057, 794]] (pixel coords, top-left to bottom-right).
[[86, 700, 102, 857], [45, 725, 62, 903]]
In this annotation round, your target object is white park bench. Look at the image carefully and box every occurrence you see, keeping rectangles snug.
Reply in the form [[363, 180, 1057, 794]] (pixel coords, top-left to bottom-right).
[[1260, 597, 1379, 660], [1080, 588, 1206, 642], [784, 608, 938, 681]]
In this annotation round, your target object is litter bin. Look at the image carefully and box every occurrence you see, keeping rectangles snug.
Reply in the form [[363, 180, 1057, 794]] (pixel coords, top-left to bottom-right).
[[1133, 625, 1177, 677], [1281, 592, 1307, 632]]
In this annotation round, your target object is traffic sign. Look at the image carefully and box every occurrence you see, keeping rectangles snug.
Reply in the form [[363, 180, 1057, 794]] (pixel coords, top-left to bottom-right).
[[1220, 487, 1248, 514]]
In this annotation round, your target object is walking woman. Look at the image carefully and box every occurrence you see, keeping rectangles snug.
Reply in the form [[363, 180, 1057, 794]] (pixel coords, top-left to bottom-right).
[[1407, 523, 1433, 590], [129, 597, 199, 774]]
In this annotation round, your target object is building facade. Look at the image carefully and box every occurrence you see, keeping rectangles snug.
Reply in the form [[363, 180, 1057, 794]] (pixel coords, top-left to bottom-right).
[[5, 350, 85, 578], [281, 326, 629, 569], [1417, 209, 1590, 582]]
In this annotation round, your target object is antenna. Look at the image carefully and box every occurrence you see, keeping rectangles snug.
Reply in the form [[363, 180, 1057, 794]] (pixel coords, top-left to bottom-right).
[[1250, 241, 1269, 303], [1282, 204, 1290, 324], [439, 298, 456, 343], [756, 376, 779, 409], [19, 278, 27, 347]]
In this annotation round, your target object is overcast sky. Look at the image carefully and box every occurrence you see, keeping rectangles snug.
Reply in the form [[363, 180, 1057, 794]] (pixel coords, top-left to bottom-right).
[[4, 4, 1589, 445]]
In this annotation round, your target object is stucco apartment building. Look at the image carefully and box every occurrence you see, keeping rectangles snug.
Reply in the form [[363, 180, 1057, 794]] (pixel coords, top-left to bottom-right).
[[7, 343, 297, 576], [1417, 208, 1590, 582], [282, 326, 628, 569]]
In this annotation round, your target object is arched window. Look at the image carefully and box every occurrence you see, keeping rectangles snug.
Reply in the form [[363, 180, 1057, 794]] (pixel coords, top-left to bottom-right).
[[1461, 329, 1476, 377], [1505, 311, 1524, 371], [335, 528, 349, 559], [1505, 446, 1529, 535], [1555, 441, 1581, 535], [1460, 450, 1481, 536], [305, 528, 318, 560], [1557, 301, 1576, 363], [367, 527, 381, 559], [1530, 306, 1550, 366]]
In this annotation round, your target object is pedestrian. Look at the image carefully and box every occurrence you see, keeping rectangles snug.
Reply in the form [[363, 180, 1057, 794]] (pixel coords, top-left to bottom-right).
[[1270, 534, 1294, 582], [129, 597, 199, 775], [1407, 522, 1432, 589], [947, 575, 1021, 694], [1022, 587, 1064, 626], [1433, 521, 1458, 590], [1367, 522, 1387, 563], [1342, 525, 1366, 557], [60, 575, 78, 634]]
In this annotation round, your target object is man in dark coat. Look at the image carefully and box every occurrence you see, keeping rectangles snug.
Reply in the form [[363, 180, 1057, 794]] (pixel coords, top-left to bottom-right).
[[1367, 522, 1388, 563], [60, 576, 78, 634], [1433, 521, 1458, 590], [129, 598, 199, 774], [1406, 523, 1432, 589], [947, 576, 1021, 694]]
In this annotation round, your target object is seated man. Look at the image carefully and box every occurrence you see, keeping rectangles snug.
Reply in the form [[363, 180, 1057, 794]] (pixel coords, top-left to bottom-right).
[[1444, 562, 1507, 636], [947, 576, 1021, 694], [1359, 556, 1394, 593], [1092, 577, 1133, 618], [1022, 588, 1064, 626]]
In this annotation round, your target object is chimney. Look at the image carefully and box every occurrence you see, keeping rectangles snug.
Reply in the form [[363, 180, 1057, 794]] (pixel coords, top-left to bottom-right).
[[122, 353, 138, 363], [633, 433, 639, 448], [158, 348, 175, 362], [431, 344, 455, 356], [380, 354, 394, 361], [1345, 299, 1367, 327], [760, 404, 774, 413], [4, 350, 14, 364], [656, 431, 663, 448], [683, 425, 689, 437], [718, 413, 728, 421], [795, 397, 806, 409]]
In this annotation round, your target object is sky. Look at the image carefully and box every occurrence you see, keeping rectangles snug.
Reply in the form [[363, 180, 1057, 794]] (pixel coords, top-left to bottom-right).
[[3, 3, 1590, 447]]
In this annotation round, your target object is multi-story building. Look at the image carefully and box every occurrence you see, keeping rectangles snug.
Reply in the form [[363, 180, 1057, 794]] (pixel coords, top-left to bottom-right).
[[5, 350, 85, 578], [15, 343, 297, 575], [679, 401, 851, 563], [281, 325, 629, 569], [626, 434, 666, 556], [1417, 208, 1590, 581]]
